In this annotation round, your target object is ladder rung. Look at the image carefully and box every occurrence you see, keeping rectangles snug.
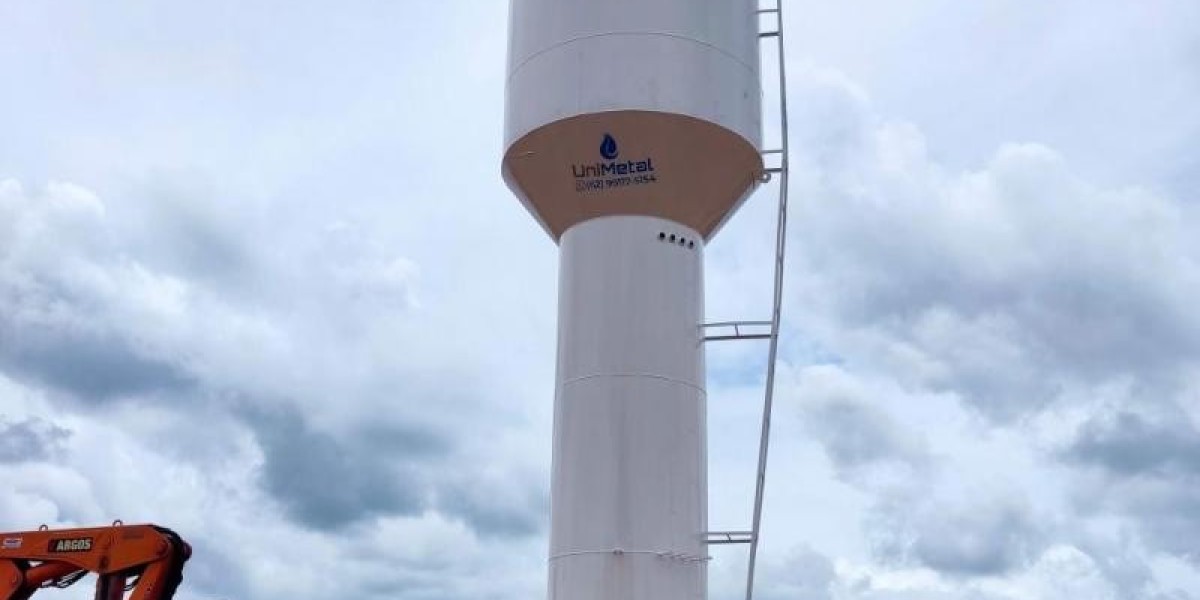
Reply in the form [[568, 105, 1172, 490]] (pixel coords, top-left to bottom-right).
[[703, 320, 772, 328], [759, 31, 780, 38], [705, 531, 755, 545], [705, 334, 772, 342], [701, 320, 773, 342]]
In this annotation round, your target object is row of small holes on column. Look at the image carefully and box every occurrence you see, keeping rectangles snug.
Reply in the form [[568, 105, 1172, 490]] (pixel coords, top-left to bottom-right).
[[658, 231, 695, 249]]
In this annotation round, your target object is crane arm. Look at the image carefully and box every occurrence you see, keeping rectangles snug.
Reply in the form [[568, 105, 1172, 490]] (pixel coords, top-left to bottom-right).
[[0, 524, 190, 600]]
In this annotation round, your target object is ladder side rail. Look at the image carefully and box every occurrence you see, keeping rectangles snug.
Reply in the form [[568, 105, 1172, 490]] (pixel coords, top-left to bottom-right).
[[745, 0, 792, 598]]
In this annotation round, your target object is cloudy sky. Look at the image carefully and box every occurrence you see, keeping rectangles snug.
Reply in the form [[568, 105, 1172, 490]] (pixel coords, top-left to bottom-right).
[[2, 1, 1199, 599]]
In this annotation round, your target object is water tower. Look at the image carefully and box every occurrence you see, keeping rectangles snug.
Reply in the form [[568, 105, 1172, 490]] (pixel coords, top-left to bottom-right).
[[502, 1, 789, 598]]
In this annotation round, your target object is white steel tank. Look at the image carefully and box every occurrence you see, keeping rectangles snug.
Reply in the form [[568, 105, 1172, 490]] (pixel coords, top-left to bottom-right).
[[503, 1, 763, 599]]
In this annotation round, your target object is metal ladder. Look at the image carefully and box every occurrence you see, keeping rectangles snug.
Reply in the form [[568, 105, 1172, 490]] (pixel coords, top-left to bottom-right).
[[701, 1, 792, 599]]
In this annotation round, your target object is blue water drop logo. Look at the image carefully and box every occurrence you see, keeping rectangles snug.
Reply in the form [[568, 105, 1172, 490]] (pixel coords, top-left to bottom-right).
[[599, 134, 619, 160]]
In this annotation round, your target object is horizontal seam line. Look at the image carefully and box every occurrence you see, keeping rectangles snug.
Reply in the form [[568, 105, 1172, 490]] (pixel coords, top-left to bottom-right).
[[561, 372, 706, 395], [508, 31, 758, 84], [549, 549, 710, 563]]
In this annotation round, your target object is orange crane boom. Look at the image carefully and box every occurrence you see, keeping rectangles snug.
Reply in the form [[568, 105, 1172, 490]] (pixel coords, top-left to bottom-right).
[[0, 523, 189, 600]]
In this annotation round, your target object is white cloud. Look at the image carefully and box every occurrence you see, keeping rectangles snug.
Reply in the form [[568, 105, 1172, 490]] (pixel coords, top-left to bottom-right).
[[784, 62, 1200, 421], [745, 57, 1200, 598]]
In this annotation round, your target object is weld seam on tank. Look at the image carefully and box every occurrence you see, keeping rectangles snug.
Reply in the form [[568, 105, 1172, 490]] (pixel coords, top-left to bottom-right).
[[508, 31, 759, 82], [549, 550, 711, 564], [560, 373, 707, 395]]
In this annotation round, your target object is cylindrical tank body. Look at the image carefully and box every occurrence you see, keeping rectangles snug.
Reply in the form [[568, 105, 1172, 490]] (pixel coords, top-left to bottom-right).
[[552, 216, 706, 600], [502, 1, 762, 599]]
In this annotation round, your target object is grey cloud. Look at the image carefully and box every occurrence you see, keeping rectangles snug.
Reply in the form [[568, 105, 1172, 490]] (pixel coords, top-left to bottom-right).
[[911, 503, 1041, 576], [785, 68, 1200, 423], [0, 181, 196, 403], [244, 405, 446, 531], [1072, 534, 1163, 600], [1063, 409, 1200, 564], [778, 68, 1200, 590], [1063, 410, 1200, 477], [1152, 592, 1199, 600], [794, 368, 930, 479], [794, 370, 1049, 577], [436, 474, 547, 539], [803, 396, 928, 475], [181, 537, 254, 600], [0, 417, 70, 462], [0, 323, 192, 402], [4, 175, 538, 545], [759, 545, 836, 600], [869, 494, 1044, 577], [1139, 493, 1200, 562], [124, 176, 253, 286]]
